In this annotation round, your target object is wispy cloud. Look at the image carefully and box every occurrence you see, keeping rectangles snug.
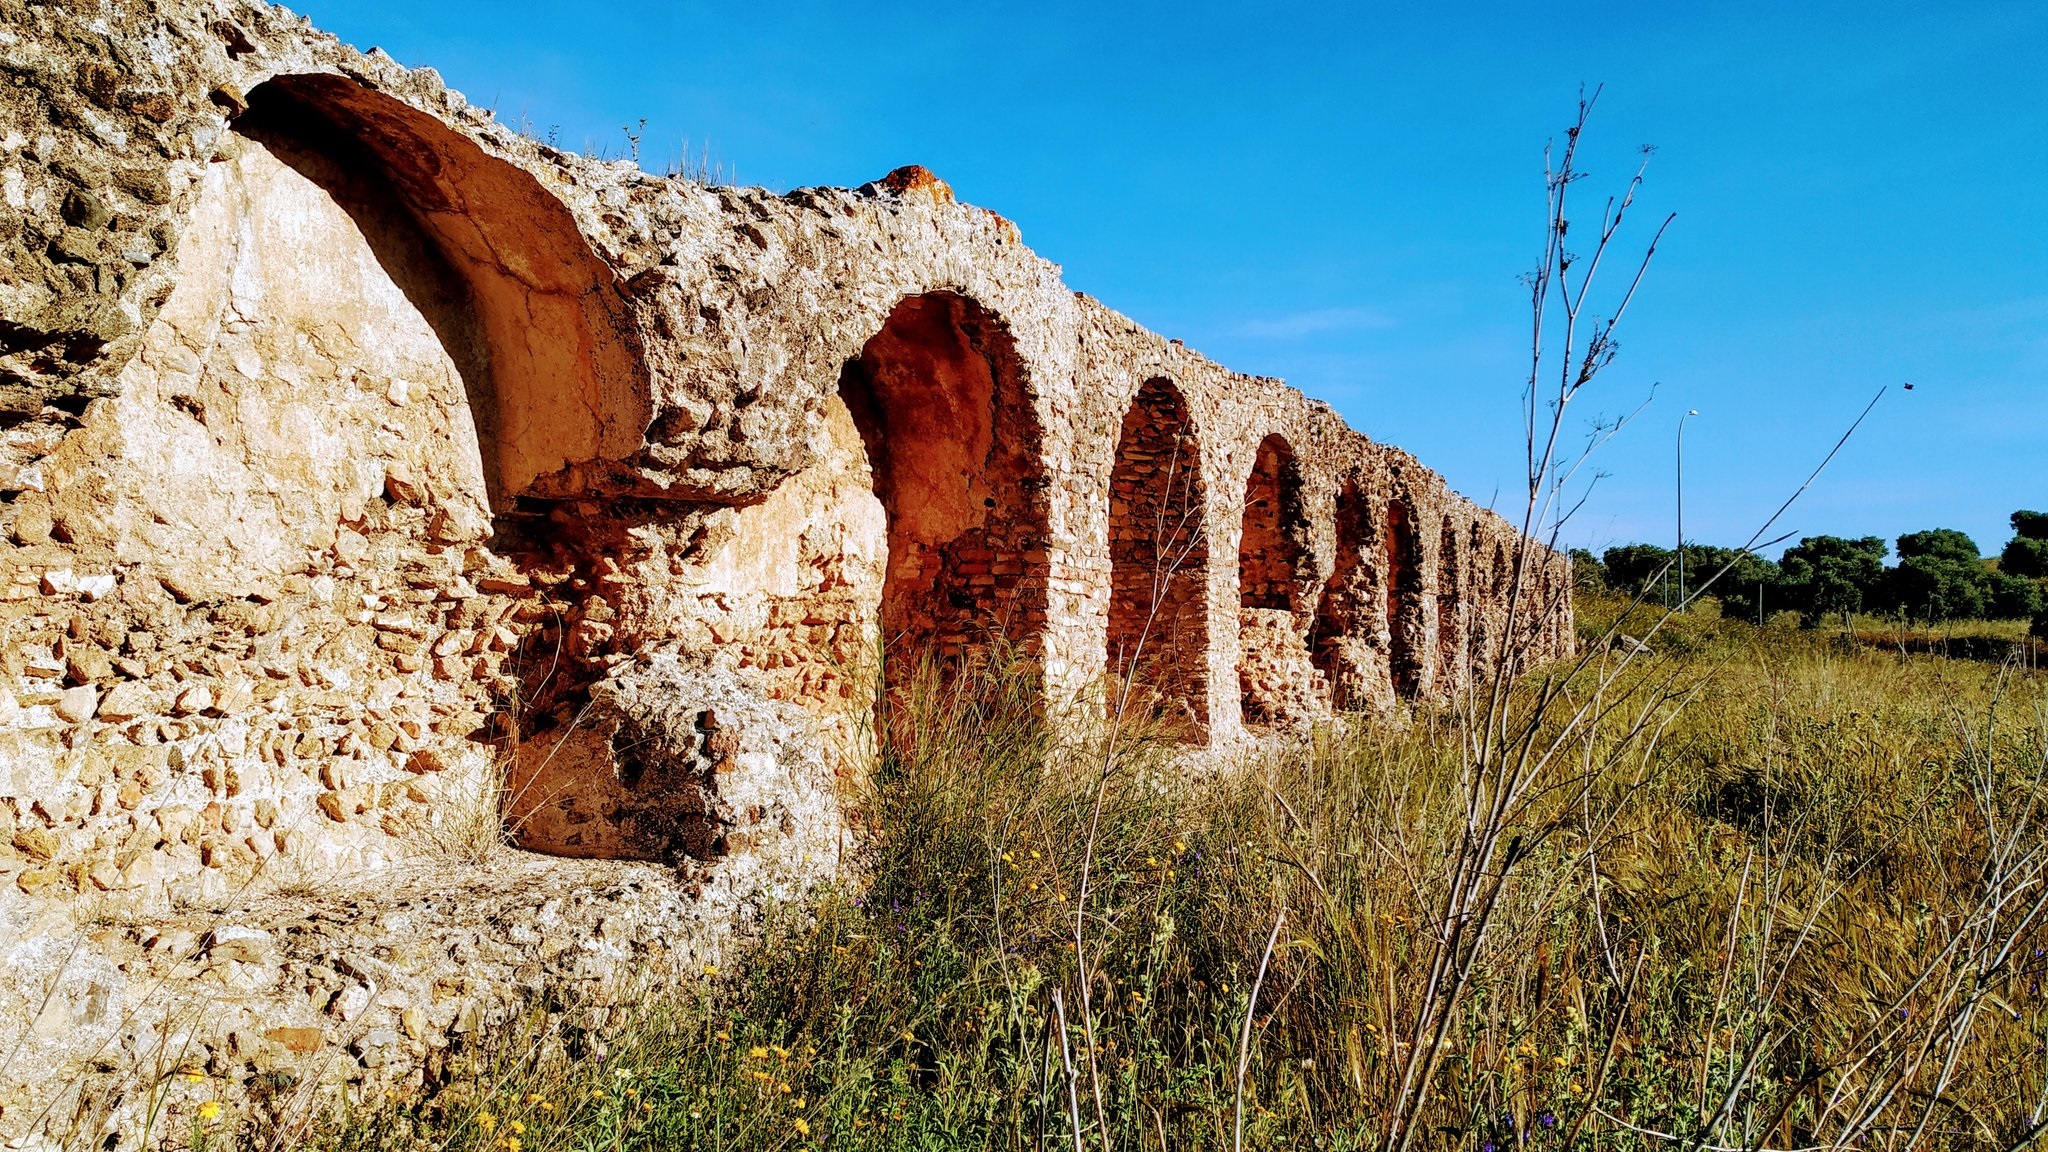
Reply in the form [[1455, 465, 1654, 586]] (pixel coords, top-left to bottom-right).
[[1232, 306, 1397, 340]]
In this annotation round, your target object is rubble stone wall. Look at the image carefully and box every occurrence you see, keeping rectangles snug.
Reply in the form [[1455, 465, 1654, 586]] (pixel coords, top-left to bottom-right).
[[0, 0, 1574, 1133]]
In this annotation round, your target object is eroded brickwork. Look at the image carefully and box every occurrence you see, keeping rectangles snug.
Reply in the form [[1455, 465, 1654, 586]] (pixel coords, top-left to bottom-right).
[[0, 0, 1574, 1135], [1105, 377, 1212, 736]]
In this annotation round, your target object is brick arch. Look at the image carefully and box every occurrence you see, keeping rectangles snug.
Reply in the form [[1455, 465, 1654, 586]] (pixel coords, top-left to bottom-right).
[[239, 74, 651, 508], [836, 292, 1051, 688], [1386, 496, 1426, 699], [1238, 434, 1312, 613], [1311, 478, 1385, 710], [1236, 433, 1323, 724], [1106, 376, 1211, 737], [1434, 519, 1465, 692]]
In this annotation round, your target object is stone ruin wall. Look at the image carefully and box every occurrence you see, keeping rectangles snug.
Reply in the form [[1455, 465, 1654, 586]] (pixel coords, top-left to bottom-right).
[[0, 0, 1575, 906], [0, 0, 1575, 1108]]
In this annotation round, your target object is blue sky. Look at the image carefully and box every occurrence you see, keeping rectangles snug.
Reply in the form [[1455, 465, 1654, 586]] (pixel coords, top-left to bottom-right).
[[297, 0, 2045, 560]]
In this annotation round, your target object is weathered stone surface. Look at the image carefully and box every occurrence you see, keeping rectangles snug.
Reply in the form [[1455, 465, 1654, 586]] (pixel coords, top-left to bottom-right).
[[0, 1, 1574, 1142]]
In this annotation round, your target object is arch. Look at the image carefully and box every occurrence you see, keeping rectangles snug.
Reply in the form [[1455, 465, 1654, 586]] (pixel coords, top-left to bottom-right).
[[1386, 497, 1425, 699], [240, 74, 650, 507], [837, 292, 1051, 687], [1434, 519, 1464, 692], [1236, 434, 1322, 724], [1311, 479, 1383, 710], [1478, 538, 1510, 680], [117, 73, 662, 864], [1106, 377, 1210, 737]]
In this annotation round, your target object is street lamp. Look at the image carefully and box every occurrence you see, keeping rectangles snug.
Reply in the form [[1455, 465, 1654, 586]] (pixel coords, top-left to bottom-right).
[[1677, 409, 1700, 608]]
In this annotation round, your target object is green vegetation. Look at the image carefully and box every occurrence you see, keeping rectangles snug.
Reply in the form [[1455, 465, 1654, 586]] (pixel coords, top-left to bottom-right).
[[296, 592, 2048, 1152], [1588, 510, 2048, 636]]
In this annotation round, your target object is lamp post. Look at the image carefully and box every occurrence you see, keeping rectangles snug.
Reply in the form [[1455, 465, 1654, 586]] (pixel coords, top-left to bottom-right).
[[1676, 409, 1699, 609]]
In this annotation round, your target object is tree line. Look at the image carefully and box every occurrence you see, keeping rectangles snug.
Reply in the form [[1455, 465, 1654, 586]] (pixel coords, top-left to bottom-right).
[[1573, 510, 2048, 636]]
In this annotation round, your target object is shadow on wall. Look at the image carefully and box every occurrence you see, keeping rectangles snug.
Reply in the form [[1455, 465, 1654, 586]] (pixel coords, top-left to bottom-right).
[[1386, 497, 1424, 700], [1237, 433, 1325, 725], [1311, 481, 1384, 710], [1434, 519, 1463, 694], [1106, 376, 1211, 739], [836, 292, 1052, 695], [235, 76, 736, 867], [239, 74, 650, 507]]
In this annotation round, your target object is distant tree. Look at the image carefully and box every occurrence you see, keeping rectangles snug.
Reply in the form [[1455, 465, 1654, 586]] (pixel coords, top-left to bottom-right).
[[1988, 569, 2045, 620], [1568, 548, 1606, 592], [1886, 529, 1987, 621], [1884, 529, 1991, 623], [1999, 509, 2048, 583], [2003, 537, 2048, 579], [1779, 535, 1887, 629], [1707, 551, 1784, 623], [1895, 528, 1983, 565], [1888, 555, 1988, 622], [1601, 543, 1672, 597]]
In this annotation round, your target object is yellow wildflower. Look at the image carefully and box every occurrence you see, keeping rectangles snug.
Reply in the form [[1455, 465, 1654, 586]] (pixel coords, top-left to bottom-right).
[[749, 1046, 770, 1060], [198, 1101, 222, 1122], [771, 1044, 790, 1060], [703, 964, 719, 975], [793, 1117, 812, 1136], [715, 1030, 732, 1041], [478, 1113, 496, 1131], [508, 1121, 525, 1135]]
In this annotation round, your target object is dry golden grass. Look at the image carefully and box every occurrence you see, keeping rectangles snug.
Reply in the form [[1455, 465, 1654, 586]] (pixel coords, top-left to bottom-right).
[[296, 595, 2047, 1152]]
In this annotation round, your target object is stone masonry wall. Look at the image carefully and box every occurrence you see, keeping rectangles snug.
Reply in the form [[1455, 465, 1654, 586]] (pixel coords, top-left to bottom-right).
[[0, 0, 1574, 1139]]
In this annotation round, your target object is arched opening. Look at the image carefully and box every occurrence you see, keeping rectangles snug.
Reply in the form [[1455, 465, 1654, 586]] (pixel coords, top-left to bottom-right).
[[240, 74, 650, 507], [1387, 498, 1424, 699], [1312, 480, 1382, 710], [1434, 520, 1464, 692], [1477, 539, 1509, 681], [1236, 434, 1322, 724], [86, 75, 672, 866], [1106, 377, 1210, 737], [837, 293, 1051, 691]]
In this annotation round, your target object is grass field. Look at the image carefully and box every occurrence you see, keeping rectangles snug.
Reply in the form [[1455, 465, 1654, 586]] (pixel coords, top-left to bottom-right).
[[304, 593, 2048, 1152]]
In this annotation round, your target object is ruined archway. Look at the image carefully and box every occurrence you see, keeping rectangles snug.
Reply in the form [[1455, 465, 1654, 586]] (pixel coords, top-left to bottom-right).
[[1387, 498, 1425, 699], [238, 74, 651, 507], [1107, 377, 1210, 737], [837, 293, 1051, 690], [1434, 520, 1464, 693], [1236, 434, 1322, 724], [1476, 538, 1509, 681], [1312, 480, 1384, 710]]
